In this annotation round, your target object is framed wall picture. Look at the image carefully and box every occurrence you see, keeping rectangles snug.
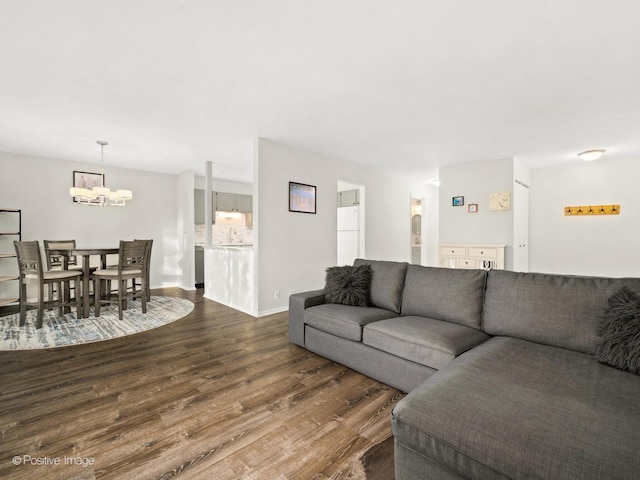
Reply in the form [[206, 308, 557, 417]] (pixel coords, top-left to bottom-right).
[[489, 192, 511, 211], [468, 203, 478, 213], [72, 171, 104, 204], [452, 196, 464, 206], [289, 182, 317, 214]]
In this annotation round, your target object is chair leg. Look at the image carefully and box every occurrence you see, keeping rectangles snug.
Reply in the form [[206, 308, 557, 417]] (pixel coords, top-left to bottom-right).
[[62, 279, 71, 314], [19, 283, 27, 327], [56, 282, 69, 317], [141, 278, 147, 314], [118, 279, 125, 320], [94, 277, 101, 318], [74, 279, 81, 317], [37, 282, 45, 329]]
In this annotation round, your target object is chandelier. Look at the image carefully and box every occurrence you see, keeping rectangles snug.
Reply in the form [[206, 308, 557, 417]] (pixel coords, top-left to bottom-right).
[[69, 140, 133, 206]]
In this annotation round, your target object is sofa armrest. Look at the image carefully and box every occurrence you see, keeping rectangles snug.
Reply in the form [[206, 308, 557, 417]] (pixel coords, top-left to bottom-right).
[[289, 289, 325, 346]]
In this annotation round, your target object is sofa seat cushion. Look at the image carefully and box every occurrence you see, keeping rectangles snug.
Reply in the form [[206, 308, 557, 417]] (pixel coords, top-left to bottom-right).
[[391, 337, 640, 480], [363, 316, 490, 370], [304, 304, 397, 341]]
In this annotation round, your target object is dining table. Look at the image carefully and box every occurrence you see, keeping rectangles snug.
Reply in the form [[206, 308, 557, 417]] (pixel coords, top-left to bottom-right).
[[47, 247, 119, 318]]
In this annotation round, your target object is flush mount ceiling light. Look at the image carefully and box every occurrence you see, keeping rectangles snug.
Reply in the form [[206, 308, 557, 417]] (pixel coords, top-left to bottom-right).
[[69, 141, 133, 206], [577, 149, 606, 161]]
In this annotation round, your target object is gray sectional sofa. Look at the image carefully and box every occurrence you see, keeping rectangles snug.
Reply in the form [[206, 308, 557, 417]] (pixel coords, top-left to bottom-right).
[[288, 259, 640, 480]]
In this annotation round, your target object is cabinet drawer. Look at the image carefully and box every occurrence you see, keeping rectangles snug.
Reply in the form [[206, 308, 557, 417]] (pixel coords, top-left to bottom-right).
[[440, 257, 458, 268], [457, 258, 476, 268], [439, 246, 466, 257], [468, 247, 497, 258]]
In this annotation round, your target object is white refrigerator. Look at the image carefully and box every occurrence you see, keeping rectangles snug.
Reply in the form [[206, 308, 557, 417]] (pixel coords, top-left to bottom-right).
[[337, 206, 360, 265]]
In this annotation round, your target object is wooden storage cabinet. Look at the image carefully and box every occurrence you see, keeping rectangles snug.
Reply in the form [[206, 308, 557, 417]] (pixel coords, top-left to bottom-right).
[[438, 243, 505, 270], [0, 208, 21, 307]]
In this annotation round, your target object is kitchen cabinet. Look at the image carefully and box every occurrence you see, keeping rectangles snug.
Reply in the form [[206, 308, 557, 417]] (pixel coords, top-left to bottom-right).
[[235, 194, 252, 213], [215, 192, 236, 212], [195, 190, 253, 224], [195, 246, 204, 287], [0, 208, 21, 308], [215, 192, 252, 213]]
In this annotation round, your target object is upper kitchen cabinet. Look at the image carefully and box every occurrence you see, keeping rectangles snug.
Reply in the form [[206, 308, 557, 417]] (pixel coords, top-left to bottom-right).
[[235, 194, 252, 213], [215, 192, 236, 212], [196, 190, 253, 223], [216, 192, 252, 213]]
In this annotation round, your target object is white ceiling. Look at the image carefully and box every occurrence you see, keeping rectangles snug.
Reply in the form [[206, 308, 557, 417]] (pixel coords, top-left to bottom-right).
[[1, 1, 639, 184]]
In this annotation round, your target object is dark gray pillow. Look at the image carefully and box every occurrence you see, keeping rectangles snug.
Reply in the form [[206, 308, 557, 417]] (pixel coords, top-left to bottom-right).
[[324, 264, 372, 307], [595, 287, 640, 374]]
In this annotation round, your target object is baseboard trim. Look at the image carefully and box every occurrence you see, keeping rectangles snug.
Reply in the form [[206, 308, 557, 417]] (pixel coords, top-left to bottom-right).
[[258, 306, 289, 317]]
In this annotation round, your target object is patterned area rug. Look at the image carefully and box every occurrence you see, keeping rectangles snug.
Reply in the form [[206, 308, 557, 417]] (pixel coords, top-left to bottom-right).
[[0, 296, 194, 350]]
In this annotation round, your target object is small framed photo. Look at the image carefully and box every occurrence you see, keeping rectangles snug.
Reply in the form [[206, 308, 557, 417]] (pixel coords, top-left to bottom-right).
[[289, 182, 317, 214], [468, 203, 478, 213], [452, 196, 464, 206], [72, 171, 104, 204]]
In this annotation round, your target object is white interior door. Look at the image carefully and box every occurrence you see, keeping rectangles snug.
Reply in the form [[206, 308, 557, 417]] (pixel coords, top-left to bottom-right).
[[513, 181, 530, 272]]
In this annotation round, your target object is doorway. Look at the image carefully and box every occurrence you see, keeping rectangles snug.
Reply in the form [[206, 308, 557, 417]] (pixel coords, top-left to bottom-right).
[[411, 196, 423, 264], [513, 180, 530, 272], [337, 181, 365, 265]]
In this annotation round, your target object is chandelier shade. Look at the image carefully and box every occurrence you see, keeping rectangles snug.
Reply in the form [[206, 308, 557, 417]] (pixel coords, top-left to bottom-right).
[[69, 141, 133, 206]]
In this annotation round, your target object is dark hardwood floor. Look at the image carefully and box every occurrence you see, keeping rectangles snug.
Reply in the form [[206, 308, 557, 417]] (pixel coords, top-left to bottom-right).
[[0, 288, 404, 479]]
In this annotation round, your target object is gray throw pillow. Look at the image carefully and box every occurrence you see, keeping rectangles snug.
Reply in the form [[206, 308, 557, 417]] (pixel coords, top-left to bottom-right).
[[324, 264, 372, 307], [595, 287, 640, 374]]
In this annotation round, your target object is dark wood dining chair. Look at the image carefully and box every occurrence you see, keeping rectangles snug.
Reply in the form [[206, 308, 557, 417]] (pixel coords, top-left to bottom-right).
[[43, 239, 85, 302], [14, 240, 82, 328], [134, 239, 153, 302], [43, 239, 79, 270], [93, 240, 150, 320]]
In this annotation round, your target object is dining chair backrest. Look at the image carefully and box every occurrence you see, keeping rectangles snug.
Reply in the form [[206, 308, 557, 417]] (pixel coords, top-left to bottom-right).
[[15, 240, 45, 280], [43, 239, 78, 270], [134, 238, 153, 269], [118, 240, 149, 274]]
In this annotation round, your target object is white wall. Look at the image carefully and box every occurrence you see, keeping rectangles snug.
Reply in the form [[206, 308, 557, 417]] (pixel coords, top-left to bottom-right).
[[439, 158, 515, 266], [0, 151, 183, 288], [194, 176, 253, 195], [254, 138, 431, 316], [420, 184, 440, 267], [530, 156, 640, 277], [177, 170, 196, 290]]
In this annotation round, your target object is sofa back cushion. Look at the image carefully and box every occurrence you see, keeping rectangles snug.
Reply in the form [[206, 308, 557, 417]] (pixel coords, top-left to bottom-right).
[[401, 265, 487, 329], [483, 269, 640, 354], [353, 258, 408, 313]]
